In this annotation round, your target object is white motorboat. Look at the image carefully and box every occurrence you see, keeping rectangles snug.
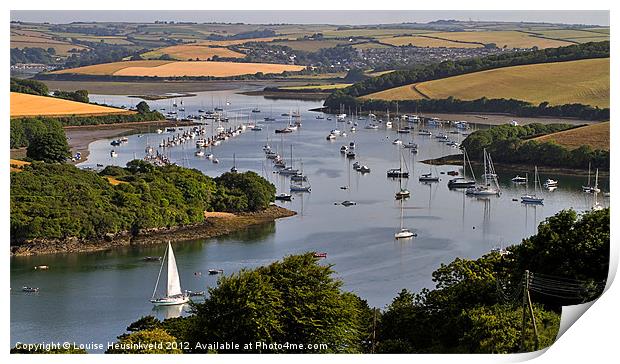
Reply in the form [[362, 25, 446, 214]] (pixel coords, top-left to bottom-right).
[[395, 228, 415, 239], [543, 179, 558, 188], [150, 242, 189, 306], [511, 175, 528, 183], [110, 150, 118, 158]]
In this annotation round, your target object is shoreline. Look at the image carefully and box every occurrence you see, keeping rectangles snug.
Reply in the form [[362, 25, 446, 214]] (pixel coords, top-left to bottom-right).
[[10, 205, 296, 257], [423, 154, 610, 177], [64, 120, 194, 162], [241, 90, 330, 100]]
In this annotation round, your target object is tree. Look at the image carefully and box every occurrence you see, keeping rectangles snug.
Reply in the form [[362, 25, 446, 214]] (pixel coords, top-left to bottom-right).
[[214, 171, 275, 211], [105, 328, 182, 354], [136, 101, 151, 114], [190, 253, 369, 353], [26, 128, 70, 163], [459, 303, 560, 353]]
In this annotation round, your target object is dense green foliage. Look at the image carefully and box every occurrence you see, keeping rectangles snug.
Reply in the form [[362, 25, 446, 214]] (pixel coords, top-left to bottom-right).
[[52, 89, 89, 103], [461, 123, 610, 169], [10, 161, 275, 243], [213, 171, 276, 212], [122, 253, 373, 353], [325, 96, 609, 121], [376, 208, 608, 353], [328, 41, 609, 98], [25, 126, 71, 163], [10, 47, 56, 65], [10, 77, 49, 95], [10, 117, 66, 149]]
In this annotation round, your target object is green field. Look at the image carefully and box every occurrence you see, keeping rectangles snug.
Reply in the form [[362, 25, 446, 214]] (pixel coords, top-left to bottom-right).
[[364, 58, 610, 108]]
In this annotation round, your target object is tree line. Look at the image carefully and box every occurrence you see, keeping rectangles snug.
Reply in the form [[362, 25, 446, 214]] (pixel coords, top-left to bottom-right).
[[461, 123, 610, 170], [45, 207, 606, 354], [327, 41, 609, 98], [324, 96, 609, 121], [10, 161, 276, 244]]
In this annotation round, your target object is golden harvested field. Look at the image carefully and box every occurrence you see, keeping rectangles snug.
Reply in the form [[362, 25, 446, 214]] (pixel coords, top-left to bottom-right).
[[534, 122, 609, 151], [142, 44, 245, 60], [380, 35, 482, 48], [10, 92, 135, 118], [10, 159, 31, 173], [111, 61, 305, 77], [50, 60, 175, 75], [11, 41, 88, 56], [10, 30, 90, 55], [365, 58, 610, 108], [427, 31, 574, 49], [54, 60, 305, 78]]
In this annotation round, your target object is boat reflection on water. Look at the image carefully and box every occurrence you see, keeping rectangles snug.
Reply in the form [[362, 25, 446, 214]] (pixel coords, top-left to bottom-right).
[[152, 303, 188, 319]]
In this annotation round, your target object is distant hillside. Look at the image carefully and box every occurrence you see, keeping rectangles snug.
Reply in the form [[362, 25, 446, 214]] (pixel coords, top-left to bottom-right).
[[363, 58, 609, 108], [533, 122, 609, 151]]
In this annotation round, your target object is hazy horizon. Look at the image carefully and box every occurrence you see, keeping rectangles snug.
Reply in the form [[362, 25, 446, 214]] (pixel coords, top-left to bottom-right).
[[10, 10, 610, 26]]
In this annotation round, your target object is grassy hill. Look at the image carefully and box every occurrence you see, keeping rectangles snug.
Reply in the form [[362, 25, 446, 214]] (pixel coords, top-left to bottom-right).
[[363, 58, 609, 108], [533, 122, 609, 151]]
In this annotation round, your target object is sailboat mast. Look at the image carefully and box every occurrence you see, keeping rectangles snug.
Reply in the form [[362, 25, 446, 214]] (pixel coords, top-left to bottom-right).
[[152, 245, 168, 299]]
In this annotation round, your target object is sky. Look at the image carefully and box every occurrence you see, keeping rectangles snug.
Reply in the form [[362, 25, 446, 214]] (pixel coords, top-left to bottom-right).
[[10, 10, 610, 26]]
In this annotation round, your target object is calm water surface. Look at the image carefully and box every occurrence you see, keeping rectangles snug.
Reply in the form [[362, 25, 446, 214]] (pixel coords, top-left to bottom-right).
[[11, 90, 609, 351]]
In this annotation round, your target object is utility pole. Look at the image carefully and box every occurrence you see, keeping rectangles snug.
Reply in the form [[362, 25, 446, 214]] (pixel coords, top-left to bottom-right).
[[520, 270, 540, 352], [520, 271, 528, 351], [526, 272, 540, 351]]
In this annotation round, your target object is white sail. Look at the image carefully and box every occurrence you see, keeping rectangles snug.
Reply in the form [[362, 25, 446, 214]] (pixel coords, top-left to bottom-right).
[[166, 242, 183, 297]]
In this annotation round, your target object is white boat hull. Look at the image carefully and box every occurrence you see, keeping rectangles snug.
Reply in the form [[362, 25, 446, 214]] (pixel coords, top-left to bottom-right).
[[150, 295, 190, 306], [395, 230, 415, 239]]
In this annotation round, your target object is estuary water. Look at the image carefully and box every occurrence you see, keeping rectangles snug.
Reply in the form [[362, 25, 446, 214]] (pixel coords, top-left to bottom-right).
[[10, 90, 609, 351]]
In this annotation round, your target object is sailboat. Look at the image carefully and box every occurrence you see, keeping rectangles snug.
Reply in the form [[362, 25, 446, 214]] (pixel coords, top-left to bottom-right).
[[466, 149, 501, 196], [520, 166, 544, 204], [150, 242, 189, 306], [395, 149, 411, 199], [395, 199, 415, 239], [582, 162, 601, 193], [448, 148, 476, 188], [230, 153, 238, 173]]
